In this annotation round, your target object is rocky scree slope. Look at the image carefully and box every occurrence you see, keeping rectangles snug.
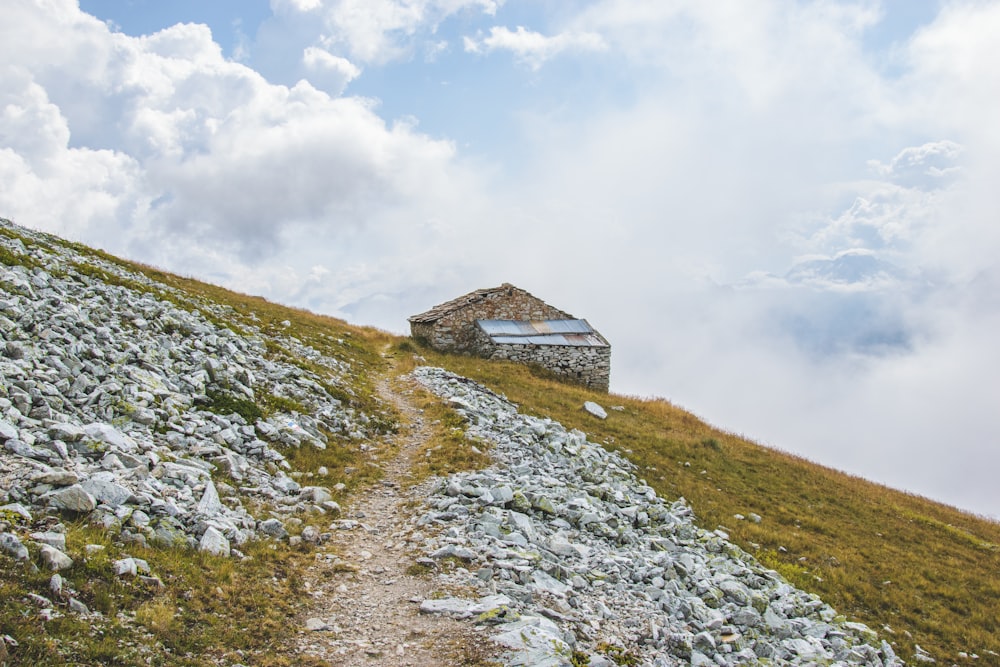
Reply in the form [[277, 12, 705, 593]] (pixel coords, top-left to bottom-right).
[[0, 219, 390, 625], [410, 367, 903, 667], [0, 217, 903, 666]]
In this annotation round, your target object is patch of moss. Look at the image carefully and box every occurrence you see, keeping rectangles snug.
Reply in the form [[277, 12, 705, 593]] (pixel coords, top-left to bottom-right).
[[203, 389, 263, 424]]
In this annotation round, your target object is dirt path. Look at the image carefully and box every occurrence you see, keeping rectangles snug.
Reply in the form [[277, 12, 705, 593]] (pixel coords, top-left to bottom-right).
[[290, 374, 498, 667]]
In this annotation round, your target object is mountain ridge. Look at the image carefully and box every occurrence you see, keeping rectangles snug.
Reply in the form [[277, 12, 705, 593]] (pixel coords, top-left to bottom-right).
[[0, 217, 998, 665]]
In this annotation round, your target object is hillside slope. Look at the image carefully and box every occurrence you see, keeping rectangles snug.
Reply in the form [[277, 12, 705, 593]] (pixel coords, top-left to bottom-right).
[[0, 217, 997, 666], [409, 339, 1000, 665]]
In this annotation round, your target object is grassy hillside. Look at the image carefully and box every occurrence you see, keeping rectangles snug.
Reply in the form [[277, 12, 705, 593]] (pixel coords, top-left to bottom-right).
[[0, 222, 398, 665], [393, 345, 1000, 665], [2, 221, 997, 665]]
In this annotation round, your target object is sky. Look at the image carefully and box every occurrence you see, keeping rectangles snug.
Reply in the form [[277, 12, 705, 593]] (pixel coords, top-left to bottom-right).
[[2, 0, 998, 518]]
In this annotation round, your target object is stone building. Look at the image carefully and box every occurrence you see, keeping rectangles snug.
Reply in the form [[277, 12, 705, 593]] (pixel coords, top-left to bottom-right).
[[408, 283, 611, 391]]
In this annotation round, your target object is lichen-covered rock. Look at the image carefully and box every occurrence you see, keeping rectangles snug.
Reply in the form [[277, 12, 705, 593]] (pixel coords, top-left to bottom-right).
[[1, 532, 29, 561], [48, 485, 97, 513]]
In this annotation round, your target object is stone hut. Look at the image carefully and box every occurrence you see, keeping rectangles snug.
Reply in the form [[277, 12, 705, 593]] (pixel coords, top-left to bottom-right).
[[408, 283, 611, 391]]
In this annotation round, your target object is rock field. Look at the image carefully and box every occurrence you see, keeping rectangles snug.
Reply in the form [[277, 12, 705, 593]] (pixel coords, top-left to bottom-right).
[[410, 366, 902, 666], [0, 219, 382, 608]]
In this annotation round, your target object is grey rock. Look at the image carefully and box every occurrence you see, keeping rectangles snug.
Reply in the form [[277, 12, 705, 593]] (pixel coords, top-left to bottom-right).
[[196, 480, 223, 517], [37, 439, 69, 459], [4, 438, 46, 460], [258, 518, 288, 539], [39, 544, 73, 571], [320, 500, 342, 515], [430, 544, 477, 561], [689, 650, 714, 666], [299, 486, 333, 504], [48, 485, 97, 513], [68, 597, 90, 614], [198, 526, 230, 557], [82, 423, 138, 453], [492, 614, 570, 659], [411, 367, 901, 667], [583, 401, 608, 419], [305, 617, 330, 631], [419, 598, 483, 618], [79, 473, 132, 508], [31, 469, 79, 486], [0, 419, 19, 441], [0, 503, 32, 522], [1, 532, 29, 561], [48, 423, 85, 442], [113, 558, 139, 577], [30, 531, 66, 551], [271, 474, 300, 494], [530, 570, 571, 597]]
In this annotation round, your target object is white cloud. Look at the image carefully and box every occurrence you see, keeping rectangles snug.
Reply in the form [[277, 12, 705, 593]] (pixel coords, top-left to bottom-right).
[[901, 2, 1000, 143], [424, 39, 449, 62], [262, 0, 504, 67], [302, 46, 361, 94], [0, 66, 144, 242], [572, 0, 884, 111], [867, 140, 963, 182], [463, 26, 607, 69], [0, 0, 468, 268]]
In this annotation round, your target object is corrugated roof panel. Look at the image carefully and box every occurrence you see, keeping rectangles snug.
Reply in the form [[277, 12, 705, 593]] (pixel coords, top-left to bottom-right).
[[478, 319, 595, 336], [478, 320, 532, 336], [543, 319, 594, 334], [490, 333, 608, 347], [476, 319, 607, 347]]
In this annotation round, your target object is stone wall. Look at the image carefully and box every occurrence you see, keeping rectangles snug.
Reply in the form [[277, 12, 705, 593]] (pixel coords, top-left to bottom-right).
[[411, 286, 570, 353], [486, 342, 610, 391], [467, 324, 610, 390]]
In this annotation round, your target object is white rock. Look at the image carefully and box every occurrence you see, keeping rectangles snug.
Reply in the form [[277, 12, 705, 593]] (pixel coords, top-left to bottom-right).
[[39, 544, 73, 571], [80, 473, 132, 508], [0, 533, 29, 561], [196, 480, 223, 517], [0, 419, 20, 441], [30, 531, 66, 551], [198, 526, 231, 557], [82, 423, 138, 453], [113, 558, 138, 577], [48, 485, 97, 513], [305, 617, 329, 631]]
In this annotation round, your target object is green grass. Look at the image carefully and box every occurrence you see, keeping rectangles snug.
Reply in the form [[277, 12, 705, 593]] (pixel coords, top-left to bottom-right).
[[392, 375, 493, 484], [0, 523, 327, 666]]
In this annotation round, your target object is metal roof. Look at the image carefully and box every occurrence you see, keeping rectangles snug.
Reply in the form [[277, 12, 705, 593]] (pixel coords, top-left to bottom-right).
[[477, 319, 608, 347]]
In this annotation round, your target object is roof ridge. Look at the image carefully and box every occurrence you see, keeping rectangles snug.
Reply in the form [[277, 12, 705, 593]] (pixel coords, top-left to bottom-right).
[[408, 283, 534, 323]]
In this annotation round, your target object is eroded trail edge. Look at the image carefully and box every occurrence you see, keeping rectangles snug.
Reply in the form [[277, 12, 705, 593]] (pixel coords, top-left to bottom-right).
[[291, 375, 496, 666]]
